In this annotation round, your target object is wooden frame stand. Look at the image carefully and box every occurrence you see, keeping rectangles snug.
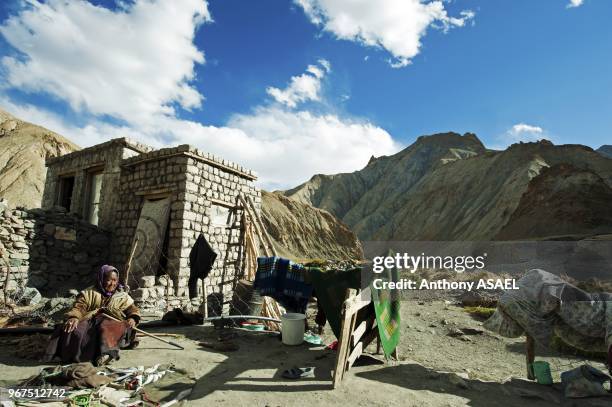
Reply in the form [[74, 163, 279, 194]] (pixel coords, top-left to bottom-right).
[[332, 287, 399, 388]]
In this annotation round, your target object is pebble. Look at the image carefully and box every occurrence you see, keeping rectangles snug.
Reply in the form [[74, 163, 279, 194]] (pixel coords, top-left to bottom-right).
[[448, 373, 470, 390]]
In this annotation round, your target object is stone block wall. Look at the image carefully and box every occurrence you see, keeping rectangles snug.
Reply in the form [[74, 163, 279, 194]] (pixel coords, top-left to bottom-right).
[[42, 138, 151, 232], [0, 208, 33, 297], [0, 207, 111, 299], [180, 147, 260, 309], [112, 145, 260, 310], [110, 145, 189, 308], [35, 139, 260, 311]]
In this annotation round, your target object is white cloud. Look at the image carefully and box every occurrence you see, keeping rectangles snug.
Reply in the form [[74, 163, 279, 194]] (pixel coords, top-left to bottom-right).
[[0, 0, 210, 125], [0, 2, 401, 189], [3, 98, 400, 189], [567, 0, 584, 8], [226, 107, 400, 188], [266, 59, 331, 108], [507, 123, 544, 141], [295, 0, 474, 68]]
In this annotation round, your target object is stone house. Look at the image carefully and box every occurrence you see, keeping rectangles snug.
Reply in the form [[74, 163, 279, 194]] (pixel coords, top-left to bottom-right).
[[40, 138, 261, 309]]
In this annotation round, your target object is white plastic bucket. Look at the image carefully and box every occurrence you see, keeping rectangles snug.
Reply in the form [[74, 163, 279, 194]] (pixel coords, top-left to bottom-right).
[[281, 313, 306, 345]]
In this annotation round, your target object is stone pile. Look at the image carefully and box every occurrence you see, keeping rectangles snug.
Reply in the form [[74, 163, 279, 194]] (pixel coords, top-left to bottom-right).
[[0, 207, 33, 296], [131, 275, 199, 312]]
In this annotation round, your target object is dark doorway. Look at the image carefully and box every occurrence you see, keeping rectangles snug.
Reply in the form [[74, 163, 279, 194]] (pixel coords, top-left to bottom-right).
[[58, 176, 75, 211]]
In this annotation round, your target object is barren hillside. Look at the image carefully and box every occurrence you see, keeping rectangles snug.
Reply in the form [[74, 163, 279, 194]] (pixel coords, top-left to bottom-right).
[[261, 191, 362, 260], [496, 163, 612, 240], [0, 108, 79, 208]]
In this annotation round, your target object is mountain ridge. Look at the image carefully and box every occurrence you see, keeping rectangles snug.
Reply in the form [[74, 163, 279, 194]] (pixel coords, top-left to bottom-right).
[[286, 136, 612, 241]]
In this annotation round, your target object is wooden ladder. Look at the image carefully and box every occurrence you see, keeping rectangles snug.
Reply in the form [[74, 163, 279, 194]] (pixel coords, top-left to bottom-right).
[[236, 193, 283, 329]]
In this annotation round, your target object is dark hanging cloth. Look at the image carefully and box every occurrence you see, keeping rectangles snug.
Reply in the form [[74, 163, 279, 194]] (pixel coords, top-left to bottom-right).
[[188, 233, 218, 299]]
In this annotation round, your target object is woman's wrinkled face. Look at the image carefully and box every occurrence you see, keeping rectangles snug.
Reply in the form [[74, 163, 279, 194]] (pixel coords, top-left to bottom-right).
[[103, 271, 119, 292]]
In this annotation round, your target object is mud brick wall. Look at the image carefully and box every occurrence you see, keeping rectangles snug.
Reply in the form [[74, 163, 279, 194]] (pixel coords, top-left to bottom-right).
[[0, 207, 111, 299]]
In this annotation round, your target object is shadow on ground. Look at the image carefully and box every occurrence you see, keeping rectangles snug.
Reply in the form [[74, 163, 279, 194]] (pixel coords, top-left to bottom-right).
[[355, 363, 611, 407]]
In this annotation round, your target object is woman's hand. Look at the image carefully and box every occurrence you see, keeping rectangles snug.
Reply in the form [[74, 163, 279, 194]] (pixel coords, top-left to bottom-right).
[[126, 317, 137, 329], [64, 317, 79, 333]]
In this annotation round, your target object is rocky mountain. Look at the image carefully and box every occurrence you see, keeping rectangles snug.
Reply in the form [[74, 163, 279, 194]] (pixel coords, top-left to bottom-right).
[[597, 145, 612, 159], [0, 109, 79, 209], [496, 163, 612, 240], [285, 132, 487, 238], [286, 134, 612, 241], [260, 191, 362, 260]]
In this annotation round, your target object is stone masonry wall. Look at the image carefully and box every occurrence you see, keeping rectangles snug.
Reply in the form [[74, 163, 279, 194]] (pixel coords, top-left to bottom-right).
[[42, 138, 150, 233], [0, 207, 111, 300], [112, 145, 260, 311], [179, 146, 260, 311], [110, 146, 189, 309]]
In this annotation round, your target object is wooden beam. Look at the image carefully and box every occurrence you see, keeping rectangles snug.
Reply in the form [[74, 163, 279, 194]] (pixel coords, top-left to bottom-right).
[[352, 316, 377, 347], [333, 288, 358, 389], [210, 198, 236, 208], [344, 286, 372, 316], [526, 335, 535, 380], [246, 195, 276, 254], [347, 341, 363, 369], [360, 327, 379, 350], [135, 187, 175, 197]]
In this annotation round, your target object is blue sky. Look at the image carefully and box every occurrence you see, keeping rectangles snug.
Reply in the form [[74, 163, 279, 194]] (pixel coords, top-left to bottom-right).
[[0, 0, 610, 189]]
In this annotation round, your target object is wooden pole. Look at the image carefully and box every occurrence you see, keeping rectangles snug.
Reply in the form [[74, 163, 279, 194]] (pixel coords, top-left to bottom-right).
[[1, 253, 12, 310], [202, 281, 208, 319], [124, 237, 139, 288], [526, 335, 535, 380]]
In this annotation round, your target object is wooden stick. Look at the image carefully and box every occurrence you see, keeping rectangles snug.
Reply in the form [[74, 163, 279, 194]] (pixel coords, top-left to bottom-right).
[[124, 237, 139, 287], [202, 282, 208, 319], [136, 333, 181, 338], [526, 335, 535, 380], [246, 195, 276, 253], [100, 312, 184, 350], [1, 253, 13, 311], [333, 288, 358, 388]]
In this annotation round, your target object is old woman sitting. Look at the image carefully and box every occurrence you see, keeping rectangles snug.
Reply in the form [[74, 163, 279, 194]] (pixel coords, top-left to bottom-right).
[[44, 265, 140, 366]]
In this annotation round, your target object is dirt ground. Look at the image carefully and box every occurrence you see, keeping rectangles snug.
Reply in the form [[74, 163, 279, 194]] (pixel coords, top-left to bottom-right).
[[1, 299, 610, 406]]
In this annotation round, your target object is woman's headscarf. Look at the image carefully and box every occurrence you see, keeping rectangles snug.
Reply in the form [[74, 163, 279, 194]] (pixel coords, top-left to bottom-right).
[[97, 265, 121, 297]]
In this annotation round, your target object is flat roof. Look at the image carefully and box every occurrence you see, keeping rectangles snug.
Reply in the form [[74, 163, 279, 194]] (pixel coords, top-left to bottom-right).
[[46, 138, 153, 165]]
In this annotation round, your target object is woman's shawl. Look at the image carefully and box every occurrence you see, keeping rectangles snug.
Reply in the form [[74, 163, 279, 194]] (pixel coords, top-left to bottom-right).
[[65, 286, 140, 322]]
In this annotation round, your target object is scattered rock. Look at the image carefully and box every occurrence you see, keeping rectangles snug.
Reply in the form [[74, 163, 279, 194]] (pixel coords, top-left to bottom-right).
[[140, 276, 156, 288], [18, 287, 42, 305], [131, 288, 149, 301], [461, 327, 484, 336], [448, 373, 470, 389], [459, 291, 498, 308], [447, 328, 464, 337]]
